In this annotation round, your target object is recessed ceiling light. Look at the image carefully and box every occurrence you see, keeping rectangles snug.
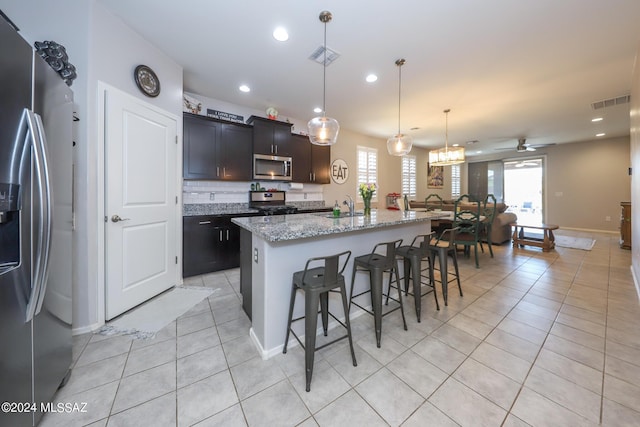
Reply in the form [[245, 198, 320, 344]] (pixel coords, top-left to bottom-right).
[[239, 85, 250, 93], [273, 27, 289, 42], [592, 117, 603, 122], [365, 74, 378, 83], [596, 133, 605, 137], [452, 143, 460, 147], [313, 107, 322, 113], [476, 150, 483, 154]]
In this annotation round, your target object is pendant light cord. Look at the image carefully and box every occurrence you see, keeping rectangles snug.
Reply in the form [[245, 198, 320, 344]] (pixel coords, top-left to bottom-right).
[[322, 19, 327, 117], [397, 63, 402, 135], [444, 108, 450, 153]]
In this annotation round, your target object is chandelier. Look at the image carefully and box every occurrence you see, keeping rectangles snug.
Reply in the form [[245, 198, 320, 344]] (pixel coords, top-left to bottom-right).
[[429, 109, 465, 166]]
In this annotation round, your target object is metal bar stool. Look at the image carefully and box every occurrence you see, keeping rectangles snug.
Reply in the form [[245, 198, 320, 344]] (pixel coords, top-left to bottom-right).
[[349, 240, 407, 348], [283, 250, 357, 392], [395, 233, 440, 322], [428, 227, 463, 306]]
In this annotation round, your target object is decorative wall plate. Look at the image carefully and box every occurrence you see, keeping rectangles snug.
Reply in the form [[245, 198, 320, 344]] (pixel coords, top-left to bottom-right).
[[331, 159, 349, 184], [134, 65, 160, 97]]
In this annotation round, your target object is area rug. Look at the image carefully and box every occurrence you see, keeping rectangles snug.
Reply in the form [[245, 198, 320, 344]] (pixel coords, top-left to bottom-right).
[[97, 286, 215, 339], [555, 235, 596, 251]]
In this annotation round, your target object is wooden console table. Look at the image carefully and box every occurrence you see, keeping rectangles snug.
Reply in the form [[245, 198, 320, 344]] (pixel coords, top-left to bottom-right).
[[620, 202, 631, 249], [511, 223, 559, 252]]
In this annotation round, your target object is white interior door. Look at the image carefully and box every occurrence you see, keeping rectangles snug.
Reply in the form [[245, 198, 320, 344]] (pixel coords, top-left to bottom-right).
[[104, 89, 178, 320]]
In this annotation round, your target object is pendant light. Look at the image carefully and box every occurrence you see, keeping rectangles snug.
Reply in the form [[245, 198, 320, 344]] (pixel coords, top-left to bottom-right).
[[308, 11, 339, 145], [429, 109, 465, 166], [387, 59, 412, 156]]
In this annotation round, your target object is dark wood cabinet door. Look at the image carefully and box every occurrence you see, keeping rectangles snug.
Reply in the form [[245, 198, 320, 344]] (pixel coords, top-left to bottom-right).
[[183, 115, 219, 179], [183, 216, 224, 277], [251, 119, 273, 155], [272, 123, 292, 156], [248, 115, 293, 156], [311, 144, 331, 184], [290, 133, 312, 182], [220, 123, 252, 181]]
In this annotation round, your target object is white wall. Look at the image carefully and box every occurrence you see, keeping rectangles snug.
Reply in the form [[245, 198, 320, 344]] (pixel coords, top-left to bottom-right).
[[630, 46, 640, 287], [1, 1, 184, 332], [85, 3, 183, 332]]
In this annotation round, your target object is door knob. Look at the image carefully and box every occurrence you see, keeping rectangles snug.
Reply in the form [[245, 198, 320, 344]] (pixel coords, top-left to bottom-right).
[[111, 215, 130, 223]]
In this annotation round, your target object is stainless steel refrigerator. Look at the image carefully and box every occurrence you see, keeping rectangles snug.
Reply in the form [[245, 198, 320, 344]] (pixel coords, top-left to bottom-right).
[[0, 13, 73, 427]]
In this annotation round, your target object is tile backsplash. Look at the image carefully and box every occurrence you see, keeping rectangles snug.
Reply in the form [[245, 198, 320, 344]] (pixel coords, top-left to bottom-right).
[[183, 180, 325, 205]]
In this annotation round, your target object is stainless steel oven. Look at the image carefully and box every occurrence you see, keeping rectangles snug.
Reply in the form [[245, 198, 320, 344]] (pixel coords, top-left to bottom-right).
[[253, 154, 292, 181]]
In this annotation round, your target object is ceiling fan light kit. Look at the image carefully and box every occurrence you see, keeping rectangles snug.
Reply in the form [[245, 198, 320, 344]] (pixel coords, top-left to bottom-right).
[[516, 138, 536, 152], [387, 58, 413, 156], [429, 109, 465, 166], [307, 10, 339, 146]]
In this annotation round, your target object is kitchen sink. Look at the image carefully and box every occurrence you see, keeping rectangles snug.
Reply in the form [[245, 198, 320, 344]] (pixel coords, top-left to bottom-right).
[[324, 212, 365, 218]]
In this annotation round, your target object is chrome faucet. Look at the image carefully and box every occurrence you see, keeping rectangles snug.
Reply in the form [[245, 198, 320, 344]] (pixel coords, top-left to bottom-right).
[[343, 195, 355, 216]]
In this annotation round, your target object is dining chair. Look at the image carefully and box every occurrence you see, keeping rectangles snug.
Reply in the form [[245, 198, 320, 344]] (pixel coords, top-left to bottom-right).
[[453, 194, 481, 268], [425, 193, 444, 211], [479, 193, 497, 257]]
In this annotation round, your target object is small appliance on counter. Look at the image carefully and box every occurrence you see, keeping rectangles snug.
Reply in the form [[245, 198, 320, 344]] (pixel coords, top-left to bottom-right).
[[249, 191, 298, 215], [386, 192, 402, 210]]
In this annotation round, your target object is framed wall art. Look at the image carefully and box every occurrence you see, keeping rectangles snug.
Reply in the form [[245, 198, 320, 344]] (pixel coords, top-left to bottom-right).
[[427, 164, 444, 188]]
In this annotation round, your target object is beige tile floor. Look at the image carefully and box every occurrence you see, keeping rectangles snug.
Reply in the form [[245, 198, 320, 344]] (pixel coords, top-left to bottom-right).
[[40, 230, 640, 427]]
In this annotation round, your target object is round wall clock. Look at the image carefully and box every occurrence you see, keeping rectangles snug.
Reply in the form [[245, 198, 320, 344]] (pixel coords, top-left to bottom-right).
[[134, 65, 160, 97]]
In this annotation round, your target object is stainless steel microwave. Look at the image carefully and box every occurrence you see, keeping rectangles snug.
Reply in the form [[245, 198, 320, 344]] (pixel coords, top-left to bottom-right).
[[253, 154, 292, 181]]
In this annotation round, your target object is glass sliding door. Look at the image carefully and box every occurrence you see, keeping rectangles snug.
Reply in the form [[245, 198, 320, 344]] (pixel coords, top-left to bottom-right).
[[503, 158, 544, 224]]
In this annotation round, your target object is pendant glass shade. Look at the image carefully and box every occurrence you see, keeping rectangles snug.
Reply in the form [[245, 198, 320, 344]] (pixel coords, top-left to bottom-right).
[[387, 134, 413, 156], [308, 115, 340, 145], [387, 58, 412, 156], [308, 11, 339, 146], [429, 109, 465, 166]]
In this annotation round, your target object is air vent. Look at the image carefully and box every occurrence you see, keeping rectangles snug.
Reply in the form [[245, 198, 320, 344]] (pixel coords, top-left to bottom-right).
[[591, 94, 631, 110], [308, 46, 340, 66]]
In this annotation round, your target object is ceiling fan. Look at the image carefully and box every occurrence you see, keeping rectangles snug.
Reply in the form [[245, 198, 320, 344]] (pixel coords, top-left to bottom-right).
[[516, 138, 536, 152], [494, 137, 555, 152]]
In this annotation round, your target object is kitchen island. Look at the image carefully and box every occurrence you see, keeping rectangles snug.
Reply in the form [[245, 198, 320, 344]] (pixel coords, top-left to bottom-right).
[[232, 209, 446, 359]]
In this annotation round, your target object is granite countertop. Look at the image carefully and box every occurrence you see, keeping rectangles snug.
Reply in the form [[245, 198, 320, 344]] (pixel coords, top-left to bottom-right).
[[231, 209, 449, 242], [183, 204, 259, 216], [183, 202, 330, 216]]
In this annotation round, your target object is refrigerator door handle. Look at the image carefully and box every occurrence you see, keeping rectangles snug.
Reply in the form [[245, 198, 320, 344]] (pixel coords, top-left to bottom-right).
[[33, 112, 53, 315], [23, 109, 51, 322]]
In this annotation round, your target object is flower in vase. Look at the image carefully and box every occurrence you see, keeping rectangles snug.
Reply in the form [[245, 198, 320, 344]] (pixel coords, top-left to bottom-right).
[[359, 183, 376, 199]]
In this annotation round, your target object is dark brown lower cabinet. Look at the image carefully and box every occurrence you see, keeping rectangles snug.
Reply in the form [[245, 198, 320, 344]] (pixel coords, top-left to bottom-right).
[[183, 215, 244, 277]]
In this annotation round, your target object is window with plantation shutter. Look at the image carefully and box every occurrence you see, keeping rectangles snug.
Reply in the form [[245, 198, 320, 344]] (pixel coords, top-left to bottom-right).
[[402, 155, 416, 199], [357, 146, 378, 201], [451, 164, 461, 198]]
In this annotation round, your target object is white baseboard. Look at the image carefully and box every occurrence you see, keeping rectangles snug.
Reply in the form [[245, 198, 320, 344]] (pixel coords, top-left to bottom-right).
[[72, 322, 103, 336], [557, 226, 618, 235]]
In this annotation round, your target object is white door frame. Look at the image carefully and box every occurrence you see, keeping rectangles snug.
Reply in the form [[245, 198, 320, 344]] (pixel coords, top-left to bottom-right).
[[96, 82, 182, 326]]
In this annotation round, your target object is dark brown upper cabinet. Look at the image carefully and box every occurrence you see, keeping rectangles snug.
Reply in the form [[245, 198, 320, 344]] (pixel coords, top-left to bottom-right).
[[290, 133, 331, 184], [248, 115, 294, 157], [183, 113, 252, 181]]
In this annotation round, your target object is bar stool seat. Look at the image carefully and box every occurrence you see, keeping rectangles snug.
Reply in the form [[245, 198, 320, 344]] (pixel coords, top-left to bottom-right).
[[349, 240, 407, 348], [283, 250, 357, 392], [428, 227, 463, 306], [396, 233, 440, 322]]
